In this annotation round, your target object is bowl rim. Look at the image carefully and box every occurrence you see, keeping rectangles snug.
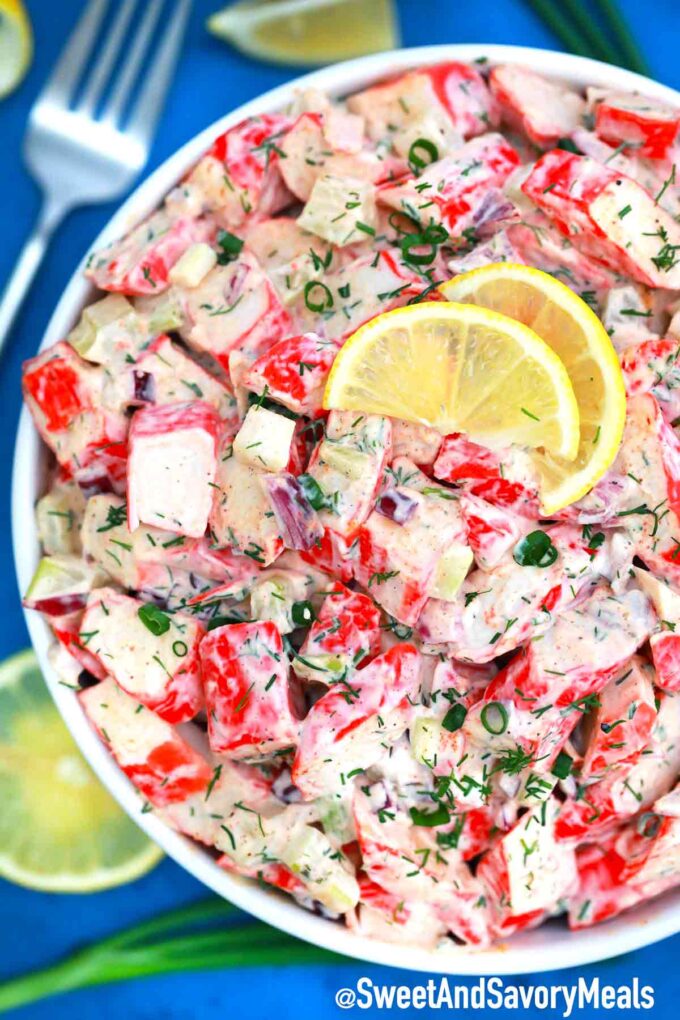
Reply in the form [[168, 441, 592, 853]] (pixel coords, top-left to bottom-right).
[[12, 42, 680, 976]]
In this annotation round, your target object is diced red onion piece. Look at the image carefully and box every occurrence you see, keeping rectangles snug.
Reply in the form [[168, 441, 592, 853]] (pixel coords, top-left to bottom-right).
[[264, 474, 323, 551], [272, 767, 303, 804], [376, 489, 418, 525], [27, 593, 88, 616], [448, 232, 517, 274], [76, 473, 115, 498], [471, 189, 519, 238], [132, 370, 156, 404]]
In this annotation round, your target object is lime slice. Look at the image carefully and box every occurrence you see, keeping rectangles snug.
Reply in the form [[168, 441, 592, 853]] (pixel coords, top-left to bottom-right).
[[0, 650, 163, 892], [207, 0, 399, 66], [0, 0, 32, 98]]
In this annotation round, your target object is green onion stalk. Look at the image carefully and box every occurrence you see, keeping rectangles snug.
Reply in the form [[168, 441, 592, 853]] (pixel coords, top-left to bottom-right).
[[0, 899, 337, 1014]]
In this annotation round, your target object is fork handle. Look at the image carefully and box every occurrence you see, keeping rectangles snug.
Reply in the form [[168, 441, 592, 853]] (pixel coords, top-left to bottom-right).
[[0, 198, 68, 358]]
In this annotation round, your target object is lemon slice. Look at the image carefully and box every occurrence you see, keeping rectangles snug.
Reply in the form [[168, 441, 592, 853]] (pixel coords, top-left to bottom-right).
[[207, 0, 399, 66], [0, 650, 163, 892], [440, 264, 626, 514], [0, 0, 32, 98], [323, 300, 580, 459]]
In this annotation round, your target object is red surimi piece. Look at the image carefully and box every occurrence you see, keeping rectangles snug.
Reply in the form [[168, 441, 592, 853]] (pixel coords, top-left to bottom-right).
[[200, 621, 300, 759], [127, 400, 221, 538]]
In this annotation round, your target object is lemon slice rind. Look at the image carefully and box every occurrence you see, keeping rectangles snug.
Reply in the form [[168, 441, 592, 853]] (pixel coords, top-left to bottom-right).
[[0, 0, 33, 98], [324, 300, 580, 461], [440, 264, 626, 515], [207, 0, 399, 67]]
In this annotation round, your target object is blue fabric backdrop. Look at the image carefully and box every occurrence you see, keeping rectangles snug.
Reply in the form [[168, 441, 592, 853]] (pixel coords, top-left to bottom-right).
[[1, 1, 679, 1016]]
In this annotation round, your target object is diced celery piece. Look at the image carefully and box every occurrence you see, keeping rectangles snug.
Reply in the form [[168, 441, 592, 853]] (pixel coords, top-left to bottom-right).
[[251, 577, 294, 632], [136, 291, 186, 335], [35, 488, 84, 556], [410, 715, 442, 765], [281, 826, 359, 912], [298, 173, 377, 247], [318, 441, 372, 480], [67, 294, 136, 361], [233, 406, 295, 473], [168, 243, 217, 288], [429, 543, 473, 601]]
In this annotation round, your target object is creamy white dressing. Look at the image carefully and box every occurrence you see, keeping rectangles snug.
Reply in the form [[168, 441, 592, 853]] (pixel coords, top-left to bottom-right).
[[25, 58, 680, 946]]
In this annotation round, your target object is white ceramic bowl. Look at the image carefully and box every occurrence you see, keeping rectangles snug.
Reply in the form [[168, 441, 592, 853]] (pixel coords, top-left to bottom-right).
[[12, 43, 680, 975]]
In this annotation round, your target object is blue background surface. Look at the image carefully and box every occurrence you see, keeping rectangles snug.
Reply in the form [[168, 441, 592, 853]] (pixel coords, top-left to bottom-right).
[[1, 0, 679, 1016]]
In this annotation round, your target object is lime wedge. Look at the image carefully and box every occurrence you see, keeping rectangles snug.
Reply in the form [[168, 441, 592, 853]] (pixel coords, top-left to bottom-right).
[[0, 0, 32, 98], [207, 0, 399, 66], [0, 650, 163, 892]]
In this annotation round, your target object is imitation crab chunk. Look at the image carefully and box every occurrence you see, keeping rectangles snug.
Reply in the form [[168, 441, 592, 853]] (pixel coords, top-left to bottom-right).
[[181, 113, 294, 226], [23, 342, 128, 477], [243, 332, 339, 415], [591, 90, 680, 161], [522, 150, 680, 289], [355, 465, 472, 626], [278, 111, 395, 203], [295, 582, 382, 682], [127, 401, 221, 538], [477, 798, 578, 927], [468, 585, 656, 767], [81, 587, 204, 723], [200, 620, 300, 759], [85, 209, 213, 295], [377, 133, 521, 237], [208, 437, 284, 566], [131, 335, 237, 423], [489, 65, 585, 147], [580, 656, 657, 779], [178, 252, 293, 369], [347, 62, 499, 152], [79, 676, 213, 806], [292, 643, 422, 798], [306, 410, 392, 538]]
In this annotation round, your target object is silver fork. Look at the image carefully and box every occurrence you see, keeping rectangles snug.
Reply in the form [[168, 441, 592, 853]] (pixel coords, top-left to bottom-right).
[[0, 0, 191, 354]]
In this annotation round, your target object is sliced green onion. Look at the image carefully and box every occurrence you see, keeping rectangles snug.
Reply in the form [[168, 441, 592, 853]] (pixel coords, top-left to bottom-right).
[[409, 803, 451, 827], [216, 229, 244, 264], [436, 815, 465, 849], [400, 234, 438, 265], [556, 137, 582, 154], [442, 703, 467, 733], [172, 640, 188, 658], [551, 750, 573, 780], [480, 702, 509, 735], [399, 234, 436, 265], [407, 138, 439, 174], [399, 222, 449, 266], [291, 600, 315, 627], [387, 210, 415, 234], [523, 0, 608, 62], [297, 473, 328, 511], [304, 281, 333, 313], [513, 530, 559, 568], [138, 603, 171, 636]]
